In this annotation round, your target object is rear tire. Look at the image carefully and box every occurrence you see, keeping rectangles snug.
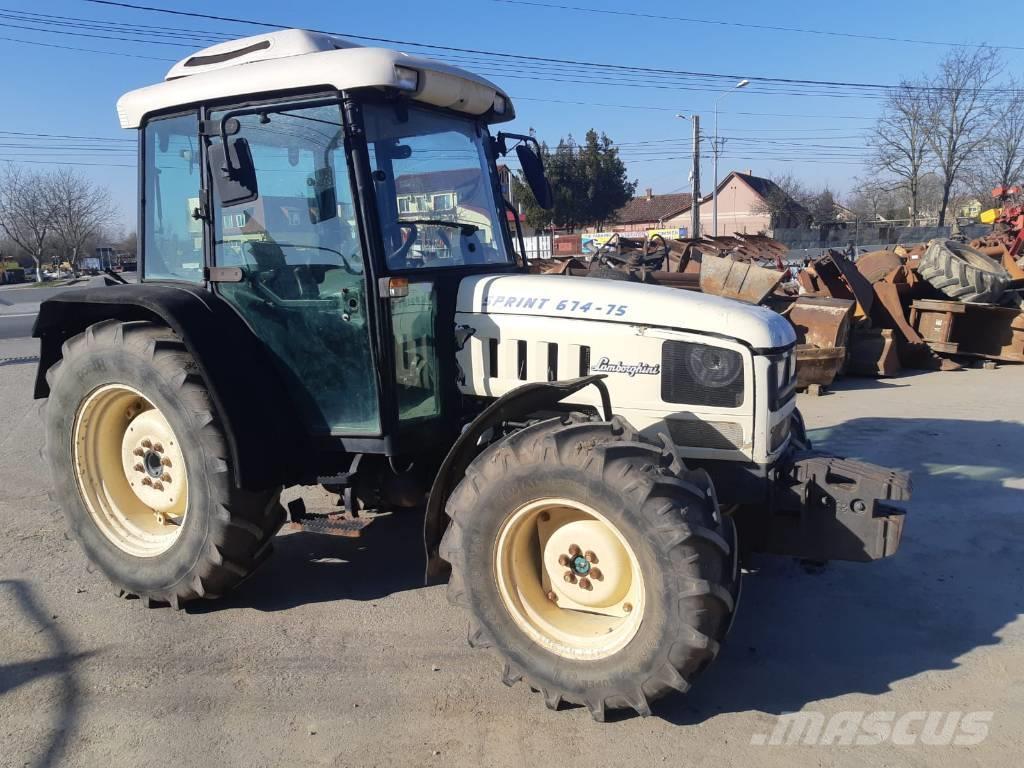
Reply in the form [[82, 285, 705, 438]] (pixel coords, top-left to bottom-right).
[[44, 320, 285, 608], [918, 239, 1009, 304], [440, 414, 736, 720]]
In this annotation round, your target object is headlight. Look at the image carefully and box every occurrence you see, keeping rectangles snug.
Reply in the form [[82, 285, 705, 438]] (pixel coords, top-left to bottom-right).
[[661, 340, 745, 408], [686, 345, 742, 388]]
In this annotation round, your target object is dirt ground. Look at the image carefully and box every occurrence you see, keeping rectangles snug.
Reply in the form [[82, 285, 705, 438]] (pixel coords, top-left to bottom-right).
[[1, 336, 1021, 768]]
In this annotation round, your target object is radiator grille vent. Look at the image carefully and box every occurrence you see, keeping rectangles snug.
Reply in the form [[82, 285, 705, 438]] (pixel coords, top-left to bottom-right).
[[667, 419, 744, 450]]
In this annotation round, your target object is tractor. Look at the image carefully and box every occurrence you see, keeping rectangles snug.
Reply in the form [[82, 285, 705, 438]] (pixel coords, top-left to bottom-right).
[[33, 30, 910, 720]]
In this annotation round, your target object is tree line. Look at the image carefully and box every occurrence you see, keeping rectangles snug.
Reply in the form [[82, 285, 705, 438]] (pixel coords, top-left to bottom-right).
[[511, 129, 636, 232], [0, 163, 122, 281]]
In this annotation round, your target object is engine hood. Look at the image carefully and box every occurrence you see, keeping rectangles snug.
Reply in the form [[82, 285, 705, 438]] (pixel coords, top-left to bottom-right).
[[457, 273, 795, 350]]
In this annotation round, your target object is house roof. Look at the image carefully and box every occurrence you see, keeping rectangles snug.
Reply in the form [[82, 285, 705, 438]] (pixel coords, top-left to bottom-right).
[[613, 192, 693, 225]]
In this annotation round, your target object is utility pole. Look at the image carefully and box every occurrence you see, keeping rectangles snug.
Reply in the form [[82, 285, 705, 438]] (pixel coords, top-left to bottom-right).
[[690, 114, 701, 240]]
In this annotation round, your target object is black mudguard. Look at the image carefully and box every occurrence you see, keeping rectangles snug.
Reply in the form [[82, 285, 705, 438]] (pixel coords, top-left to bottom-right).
[[423, 375, 611, 582], [33, 283, 306, 491]]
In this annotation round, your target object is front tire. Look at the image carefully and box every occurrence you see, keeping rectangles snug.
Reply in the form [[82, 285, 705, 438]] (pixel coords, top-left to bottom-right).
[[440, 414, 736, 720], [44, 320, 285, 608]]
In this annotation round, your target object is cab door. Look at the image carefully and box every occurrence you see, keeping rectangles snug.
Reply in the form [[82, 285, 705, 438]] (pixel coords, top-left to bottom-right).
[[206, 100, 381, 436]]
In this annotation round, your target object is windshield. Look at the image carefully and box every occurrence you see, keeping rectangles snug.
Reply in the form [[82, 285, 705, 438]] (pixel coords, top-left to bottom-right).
[[363, 103, 512, 270]]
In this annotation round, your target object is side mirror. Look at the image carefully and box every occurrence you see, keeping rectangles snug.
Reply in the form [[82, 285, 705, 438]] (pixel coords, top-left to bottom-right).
[[208, 137, 258, 206], [515, 143, 552, 210]]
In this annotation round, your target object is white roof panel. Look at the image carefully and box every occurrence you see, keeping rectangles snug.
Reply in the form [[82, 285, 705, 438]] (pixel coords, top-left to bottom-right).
[[116, 30, 513, 128]]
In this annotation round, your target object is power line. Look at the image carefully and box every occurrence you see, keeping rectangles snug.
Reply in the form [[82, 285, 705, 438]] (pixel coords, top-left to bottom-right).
[[0, 33, 176, 61], [491, 0, 1024, 52], [86, 0, 1007, 96], [0, 130, 133, 142]]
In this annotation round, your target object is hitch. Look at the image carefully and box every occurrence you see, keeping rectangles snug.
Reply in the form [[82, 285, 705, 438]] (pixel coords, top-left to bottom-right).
[[747, 451, 911, 562]]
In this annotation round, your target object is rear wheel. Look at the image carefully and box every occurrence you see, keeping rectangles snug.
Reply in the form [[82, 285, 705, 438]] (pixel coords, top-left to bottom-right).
[[441, 414, 736, 720], [44, 320, 285, 607]]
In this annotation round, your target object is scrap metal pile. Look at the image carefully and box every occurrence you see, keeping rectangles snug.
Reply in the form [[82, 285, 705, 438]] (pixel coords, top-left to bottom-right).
[[532, 230, 1024, 393]]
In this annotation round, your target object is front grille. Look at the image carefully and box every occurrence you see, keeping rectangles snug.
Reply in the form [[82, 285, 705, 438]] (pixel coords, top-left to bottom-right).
[[661, 341, 744, 408], [667, 419, 744, 450]]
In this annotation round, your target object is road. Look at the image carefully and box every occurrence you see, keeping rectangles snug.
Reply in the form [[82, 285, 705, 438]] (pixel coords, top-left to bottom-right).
[[0, 275, 131, 342], [0, 349, 1021, 767]]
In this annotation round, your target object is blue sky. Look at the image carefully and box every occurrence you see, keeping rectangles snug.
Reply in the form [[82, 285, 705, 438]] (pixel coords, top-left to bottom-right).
[[1, 0, 1017, 230]]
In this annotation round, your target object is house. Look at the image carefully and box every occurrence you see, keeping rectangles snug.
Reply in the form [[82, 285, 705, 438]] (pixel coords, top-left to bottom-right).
[[609, 189, 693, 234], [608, 171, 808, 238], [683, 171, 809, 235]]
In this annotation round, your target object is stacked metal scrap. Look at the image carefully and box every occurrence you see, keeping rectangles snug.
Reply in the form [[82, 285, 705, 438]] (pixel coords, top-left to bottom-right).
[[532, 231, 1024, 393], [780, 239, 1024, 391]]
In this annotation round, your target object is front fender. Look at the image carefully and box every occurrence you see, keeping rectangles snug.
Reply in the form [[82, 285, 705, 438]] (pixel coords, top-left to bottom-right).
[[33, 282, 306, 491], [423, 374, 611, 582]]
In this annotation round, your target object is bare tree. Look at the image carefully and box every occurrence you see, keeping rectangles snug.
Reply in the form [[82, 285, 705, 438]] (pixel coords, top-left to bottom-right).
[[51, 168, 116, 270], [870, 81, 932, 226], [750, 171, 811, 229], [847, 179, 903, 221], [963, 77, 1024, 199], [0, 164, 57, 282], [923, 46, 1003, 225]]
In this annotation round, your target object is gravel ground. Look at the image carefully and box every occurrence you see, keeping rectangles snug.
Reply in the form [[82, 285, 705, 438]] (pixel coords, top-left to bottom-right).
[[1, 341, 1021, 768]]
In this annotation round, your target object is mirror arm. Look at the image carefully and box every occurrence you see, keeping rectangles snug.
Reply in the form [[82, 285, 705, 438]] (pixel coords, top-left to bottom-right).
[[505, 199, 527, 268]]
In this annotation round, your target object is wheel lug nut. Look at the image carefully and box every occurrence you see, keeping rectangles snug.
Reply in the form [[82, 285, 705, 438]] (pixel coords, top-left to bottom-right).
[[141, 439, 152, 448], [152, 442, 164, 453], [133, 463, 144, 473], [585, 550, 598, 563], [132, 448, 145, 457], [623, 602, 633, 613], [153, 481, 164, 491], [161, 457, 172, 467], [590, 568, 603, 580], [568, 544, 581, 557], [141, 477, 153, 486], [563, 571, 576, 584], [558, 554, 570, 567], [161, 473, 171, 483], [578, 577, 592, 590], [546, 591, 558, 602]]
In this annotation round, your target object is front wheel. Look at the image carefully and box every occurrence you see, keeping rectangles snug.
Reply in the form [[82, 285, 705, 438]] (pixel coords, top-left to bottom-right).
[[440, 414, 736, 720], [44, 320, 285, 608]]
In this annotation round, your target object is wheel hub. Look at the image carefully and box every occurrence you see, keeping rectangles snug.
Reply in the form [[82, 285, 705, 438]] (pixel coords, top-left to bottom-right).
[[143, 450, 164, 478], [571, 555, 591, 576], [120, 409, 186, 513]]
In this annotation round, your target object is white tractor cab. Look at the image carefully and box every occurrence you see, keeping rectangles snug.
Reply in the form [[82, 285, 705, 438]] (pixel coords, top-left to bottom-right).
[[33, 30, 910, 719]]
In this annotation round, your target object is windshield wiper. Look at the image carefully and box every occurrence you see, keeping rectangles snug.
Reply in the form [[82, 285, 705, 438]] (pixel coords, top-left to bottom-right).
[[399, 218, 479, 235]]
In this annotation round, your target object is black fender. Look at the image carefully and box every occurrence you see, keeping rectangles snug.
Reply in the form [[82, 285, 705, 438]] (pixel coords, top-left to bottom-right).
[[423, 374, 611, 582], [33, 282, 307, 491]]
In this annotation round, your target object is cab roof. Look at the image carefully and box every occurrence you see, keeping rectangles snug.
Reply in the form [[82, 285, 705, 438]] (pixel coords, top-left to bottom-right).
[[116, 29, 514, 129]]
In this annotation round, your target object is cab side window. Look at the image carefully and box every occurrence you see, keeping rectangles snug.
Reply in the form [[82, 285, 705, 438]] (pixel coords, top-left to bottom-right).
[[142, 113, 203, 282]]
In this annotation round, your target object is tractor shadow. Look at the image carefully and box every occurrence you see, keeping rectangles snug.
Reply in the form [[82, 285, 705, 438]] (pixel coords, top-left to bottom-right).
[[655, 415, 1024, 725], [0, 580, 93, 768], [188, 508, 429, 613]]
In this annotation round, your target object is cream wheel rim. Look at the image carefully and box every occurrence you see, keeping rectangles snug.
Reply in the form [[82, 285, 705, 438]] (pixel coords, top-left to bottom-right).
[[494, 498, 645, 660], [72, 384, 188, 557]]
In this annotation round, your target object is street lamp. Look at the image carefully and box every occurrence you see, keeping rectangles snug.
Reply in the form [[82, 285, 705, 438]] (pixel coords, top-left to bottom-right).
[[712, 79, 749, 237]]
